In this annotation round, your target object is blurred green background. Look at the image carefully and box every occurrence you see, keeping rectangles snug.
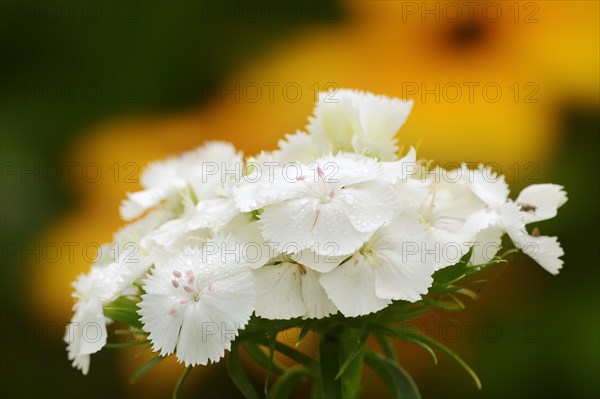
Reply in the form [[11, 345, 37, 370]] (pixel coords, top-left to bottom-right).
[[1, 1, 598, 398]]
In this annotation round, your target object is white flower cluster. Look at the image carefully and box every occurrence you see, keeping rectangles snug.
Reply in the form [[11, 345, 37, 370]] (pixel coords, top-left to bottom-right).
[[65, 89, 567, 374]]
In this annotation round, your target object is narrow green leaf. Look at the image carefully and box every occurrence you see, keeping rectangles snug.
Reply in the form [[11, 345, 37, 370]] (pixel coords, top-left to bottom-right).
[[335, 326, 368, 379], [364, 351, 421, 399], [113, 327, 144, 335], [256, 339, 319, 373], [104, 296, 143, 329], [265, 366, 310, 399], [364, 323, 438, 365], [295, 321, 314, 347], [226, 342, 260, 399], [242, 342, 284, 375], [319, 333, 342, 399], [447, 293, 466, 309], [379, 303, 432, 324], [415, 334, 482, 390], [129, 355, 164, 385], [370, 322, 481, 389], [251, 208, 263, 220], [422, 296, 463, 312], [265, 333, 277, 393], [105, 339, 148, 349], [452, 280, 488, 293], [374, 334, 397, 362], [338, 326, 368, 399], [499, 248, 519, 259], [133, 280, 146, 295], [432, 251, 471, 285], [433, 274, 467, 289], [134, 342, 153, 358], [172, 365, 193, 399]]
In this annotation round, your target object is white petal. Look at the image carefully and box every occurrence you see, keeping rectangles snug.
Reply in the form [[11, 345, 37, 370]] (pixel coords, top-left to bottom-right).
[[275, 131, 321, 164], [334, 181, 399, 233], [72, 256, 144, 302], [190, 198, 239, 231], [115, 208, 174, 248], [299, 268, 337, 319], [516, 184, 568, 223], [370, 216, 435, 301], [464, 164, 509, 209], [138, 244, 255, 366], [470, 228, 504, 265], [462, 208, 502, 236], [308, 91, 358, 154], [373, 258, 432, 302], [429, 181, 487, 226], [137, 292, 186, 356], [120, 188, 165, 221], [500, 202, 527, 240], [291, 249, 345, 273], [188, 141, 242, 164], [65, 299, 107, 375], [176, 276, 254, 366], [253, 262, 307, 319], [233, 165, 310, 211], [380, 147, 418, 184], [122, 142, 242, 220], [149, 218, 193, 249], [394, 178, 431, 210], [259, 197, 370, 256], [314, 152, 383, 187], [71, 354, 90, 376], [176, 304, 226, 365], [513, 233, 564, 275], [224, 213, 275, 268], [429, 229, 474, 270], [308, 89, 413, 161], [140, 159, 185, 190], [356, 94, 412, 143], [319, 256, 391, 317]]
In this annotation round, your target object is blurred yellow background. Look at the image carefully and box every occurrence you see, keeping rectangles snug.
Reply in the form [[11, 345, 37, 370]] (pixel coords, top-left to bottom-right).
[[1, 1, 598, 398]]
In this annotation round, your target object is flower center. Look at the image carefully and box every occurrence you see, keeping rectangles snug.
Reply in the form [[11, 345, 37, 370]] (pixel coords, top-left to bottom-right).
[[168, 269, 207, 316], [359, 244, 378, 267], [419, 190, 437, 229], [171, 269, 200, 300]]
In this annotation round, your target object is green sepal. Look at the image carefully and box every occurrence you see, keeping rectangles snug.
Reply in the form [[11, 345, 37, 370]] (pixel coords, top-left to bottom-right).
[[364, 351, 421, 399]]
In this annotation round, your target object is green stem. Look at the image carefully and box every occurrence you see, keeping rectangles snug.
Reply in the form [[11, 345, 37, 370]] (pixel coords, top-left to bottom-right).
[[319, 330, 343, 399], [338, 327, 366, 399], [172, 366, 192, 399]]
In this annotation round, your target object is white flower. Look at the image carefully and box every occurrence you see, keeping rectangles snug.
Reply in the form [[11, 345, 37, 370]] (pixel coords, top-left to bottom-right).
[[65, 210, 172, 374], [307, 89, 413, 161], [495, 202, 565, 274], [65, 299, 105, 375], [514, 184, 568, 224], [116, 207, 174, 250], [138, 238, 255, 366], [418, 171, 486, 270], [222, 212, 274, 269], [65, 89, 570, 377], [462, 165, 568, 274], [274, 131, 321, 164], [120, 142, 242, 221], [237, 152, 400, 256], [319, 213, 435, 317], [253, 254, 337, 320], [140, 152, 241, 252], [65, 248, 151, 374], [146, 188, 236, 253]]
